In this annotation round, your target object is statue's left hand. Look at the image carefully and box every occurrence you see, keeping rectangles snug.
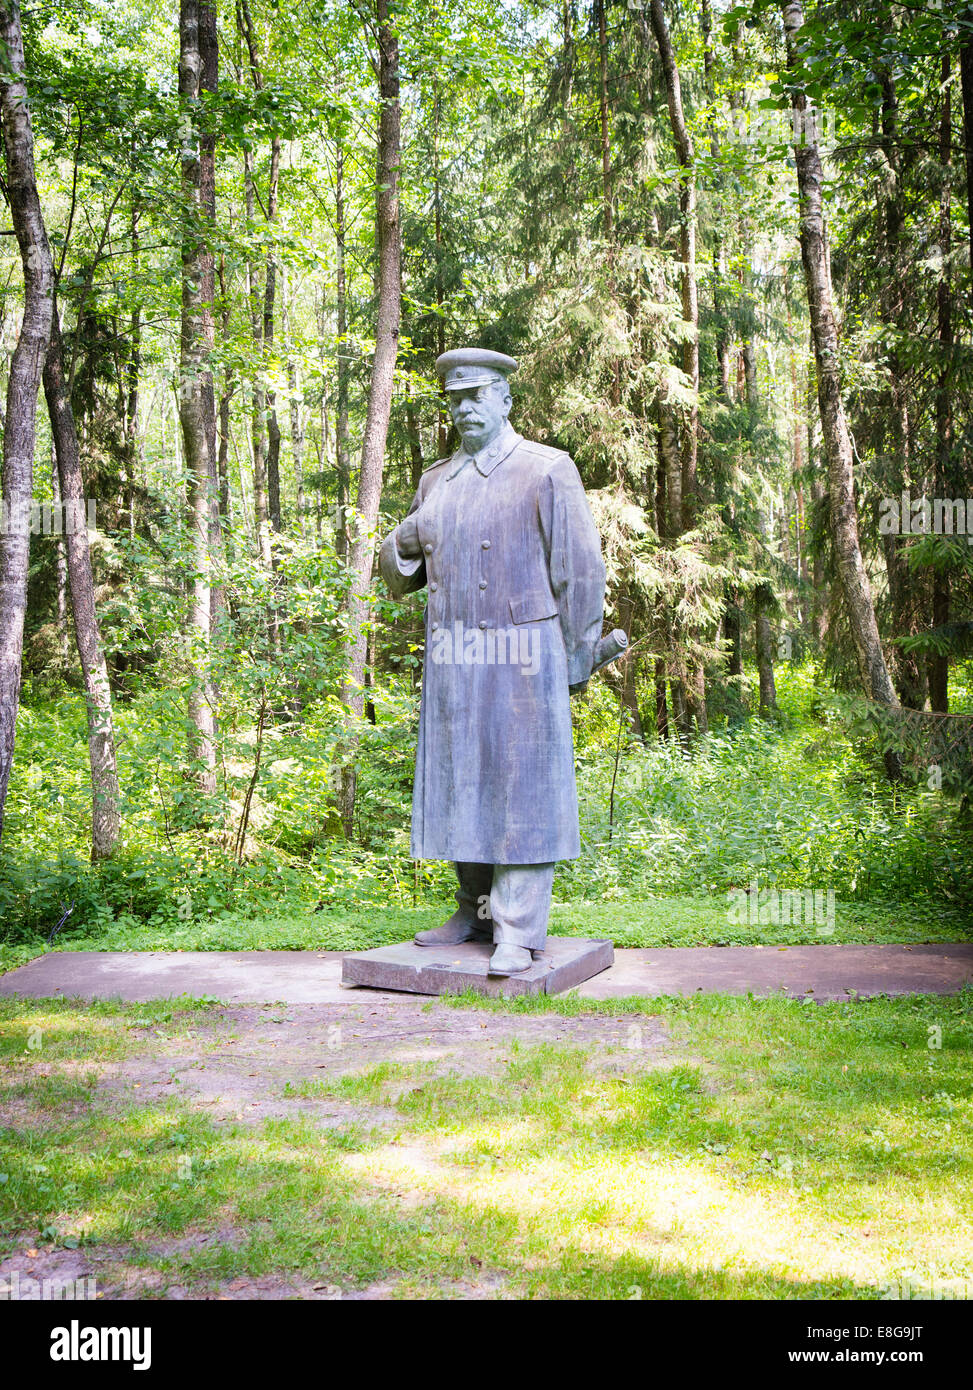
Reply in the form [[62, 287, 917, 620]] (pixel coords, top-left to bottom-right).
[[397, 514, 422, 558]]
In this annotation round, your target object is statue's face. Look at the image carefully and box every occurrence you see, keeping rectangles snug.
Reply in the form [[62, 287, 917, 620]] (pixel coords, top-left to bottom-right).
[[447, 380, 510, 453]]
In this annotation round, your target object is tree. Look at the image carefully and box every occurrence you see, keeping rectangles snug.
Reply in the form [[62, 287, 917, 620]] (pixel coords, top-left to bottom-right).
[[338, 0, 402, 837], [781, 0, 899, 723], [43, 313, 120, 858], [0, 1, 55, 839], [641, 0, 707, 735], [960, 6, 973, 310], [178, 0, 220, 795]]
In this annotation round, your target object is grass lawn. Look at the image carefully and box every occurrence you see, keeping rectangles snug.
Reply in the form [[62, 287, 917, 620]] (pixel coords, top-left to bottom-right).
[[1, 890, 969, 978], [1, 986, 970, 1300]]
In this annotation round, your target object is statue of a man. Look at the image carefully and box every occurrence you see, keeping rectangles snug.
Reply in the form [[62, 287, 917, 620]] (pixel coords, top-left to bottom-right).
[[378, 348, 611, 975]]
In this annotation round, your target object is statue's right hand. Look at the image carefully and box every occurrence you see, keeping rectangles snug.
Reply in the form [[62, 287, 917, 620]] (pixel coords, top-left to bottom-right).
[[396, 514, 422, 559]]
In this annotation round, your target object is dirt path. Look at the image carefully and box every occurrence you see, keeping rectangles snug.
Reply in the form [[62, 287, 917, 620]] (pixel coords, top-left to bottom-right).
[[1, 999, 673, 1300], [90, 998, 670, 1125]]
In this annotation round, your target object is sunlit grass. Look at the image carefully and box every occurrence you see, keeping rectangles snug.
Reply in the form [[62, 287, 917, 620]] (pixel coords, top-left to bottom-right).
[[284, 1060, 436, 1102], [1, 990, 970, 1298]]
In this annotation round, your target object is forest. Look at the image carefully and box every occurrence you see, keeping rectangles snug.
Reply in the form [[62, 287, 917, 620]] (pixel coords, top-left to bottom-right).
[[0, 0, 971, 959]]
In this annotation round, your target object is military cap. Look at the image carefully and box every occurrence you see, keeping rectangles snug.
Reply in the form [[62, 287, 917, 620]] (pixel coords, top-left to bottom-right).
[[436, 347, 518, 391]]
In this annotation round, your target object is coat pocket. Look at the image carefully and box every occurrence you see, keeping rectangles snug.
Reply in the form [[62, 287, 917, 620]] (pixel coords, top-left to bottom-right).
[[509, 593, 558, 625]]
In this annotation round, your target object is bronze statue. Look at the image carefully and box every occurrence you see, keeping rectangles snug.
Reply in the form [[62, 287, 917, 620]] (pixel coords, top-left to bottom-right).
[[379, 349, 625, 974]]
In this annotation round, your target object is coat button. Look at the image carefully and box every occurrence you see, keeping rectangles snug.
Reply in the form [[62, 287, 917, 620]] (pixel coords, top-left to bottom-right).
[[424, 543, 433, 554], [478, 581, 487, 590], [430, 582, 438, 591], [481, 539, 490, 549]]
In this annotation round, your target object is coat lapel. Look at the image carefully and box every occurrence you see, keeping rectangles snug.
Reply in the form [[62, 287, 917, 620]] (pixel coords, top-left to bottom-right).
[[475, 427, 522, 477]]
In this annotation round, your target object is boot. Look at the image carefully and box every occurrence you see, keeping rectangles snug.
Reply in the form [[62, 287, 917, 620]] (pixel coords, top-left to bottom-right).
[[414, 912, 492, 947], [488, 943, 533, 975]]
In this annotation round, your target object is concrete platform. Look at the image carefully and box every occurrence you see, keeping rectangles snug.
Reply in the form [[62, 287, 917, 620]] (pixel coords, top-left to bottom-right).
[[0, 950, 361, 1006], [341, 937, 614, 998], [0, 942, 970, 1005], [575, 942, 973, 1002]]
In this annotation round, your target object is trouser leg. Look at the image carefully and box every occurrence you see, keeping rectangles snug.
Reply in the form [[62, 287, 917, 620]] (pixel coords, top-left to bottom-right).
[[454, 861, 494, 937], [489, 863, 555, 951]]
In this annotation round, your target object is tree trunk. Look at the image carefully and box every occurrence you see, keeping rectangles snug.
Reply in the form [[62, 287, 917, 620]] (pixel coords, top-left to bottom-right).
[[701, 0, 731, 400], [199, 4, 225, 642], [597, 0, 613, 251], [51, 444, 69, 668], [754, 583, 777, 719], [669, 676, 688, 739], [930, 52, 953, 713], [782, 1, 899, 726], [217, 256, 233, 522], [724, 587, 742, 678], [178, 0, 218, 795], [312, 286, 329, 540], [645, 0, 705, 734], [653, 444, 669, 740], [654, 659, 669, 740], [238, 0, 282, 533], [244, 166, 272, 570], [264, 134, 283, 532], [959, 10, 973, 312], [658, 401, 682, 543], [876, 68, 925, 710], [338, 0, 401, 837], [807, 334, 827, 644], [0, 2, 56, 840], [656, 406, 689, 733], [334, 139, 352, 563], [646, 0, 698, 530], [125, 200, 141, 539], [283, 268, 306, 537], [432, 81, 448, 454], [742, 338, 757, 422], [597, 0, 620, 407], [236, 12, 272, 580], [404, 381, 424, 491], [44, 313, 120, 858], [881, 532, 926, 708]]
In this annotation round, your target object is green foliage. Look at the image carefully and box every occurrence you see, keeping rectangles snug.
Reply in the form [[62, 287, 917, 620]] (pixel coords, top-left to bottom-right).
[[2, 0, 971, 966], [566, 663, 972, 912], [2, 662, 970, 961]]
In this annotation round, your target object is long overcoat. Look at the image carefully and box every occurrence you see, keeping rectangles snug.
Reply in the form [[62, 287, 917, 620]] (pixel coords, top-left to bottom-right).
[[378, 424, 606, 864]]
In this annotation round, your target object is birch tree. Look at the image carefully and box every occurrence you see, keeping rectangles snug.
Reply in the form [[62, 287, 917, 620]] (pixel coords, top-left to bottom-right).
[[0, 1, 55, 838]]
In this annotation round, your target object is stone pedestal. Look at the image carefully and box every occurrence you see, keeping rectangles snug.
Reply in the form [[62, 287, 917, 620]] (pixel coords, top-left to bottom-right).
[[341, 937, 614, 998]]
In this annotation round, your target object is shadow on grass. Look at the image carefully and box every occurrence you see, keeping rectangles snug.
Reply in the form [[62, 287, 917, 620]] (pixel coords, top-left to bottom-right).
[[0, 990, 970, 1299]]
